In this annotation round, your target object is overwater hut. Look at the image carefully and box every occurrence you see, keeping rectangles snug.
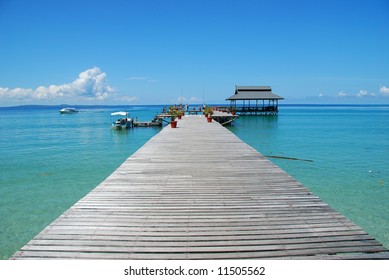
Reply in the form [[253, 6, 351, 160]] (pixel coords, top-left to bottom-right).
[[226, 86, 284, 115]]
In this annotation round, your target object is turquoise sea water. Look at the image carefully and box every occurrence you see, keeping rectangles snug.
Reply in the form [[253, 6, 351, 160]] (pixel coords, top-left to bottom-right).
[[1, 105, 388, 259], [228, 105, 389, 250]]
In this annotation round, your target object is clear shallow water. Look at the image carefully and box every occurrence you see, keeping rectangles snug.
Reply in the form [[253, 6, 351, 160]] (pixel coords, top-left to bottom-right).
[[0, 105, 163, 259], [228, 105, 389, 249], [0, 105, 388, 259]]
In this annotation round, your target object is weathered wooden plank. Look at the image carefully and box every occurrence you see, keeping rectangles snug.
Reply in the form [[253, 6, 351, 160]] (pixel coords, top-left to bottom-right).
[[32, 230, 372, 243], [28, 234, 378, 248], [18, 241, 387, 255]]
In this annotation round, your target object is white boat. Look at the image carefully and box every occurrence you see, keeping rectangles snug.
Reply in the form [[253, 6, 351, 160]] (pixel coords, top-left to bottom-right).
[[59, 107, 78, 114], [111, 111, 133, 130]]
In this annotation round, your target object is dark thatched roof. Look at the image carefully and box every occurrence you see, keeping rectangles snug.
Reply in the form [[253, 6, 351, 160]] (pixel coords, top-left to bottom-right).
[[226, 86, 284, 101]]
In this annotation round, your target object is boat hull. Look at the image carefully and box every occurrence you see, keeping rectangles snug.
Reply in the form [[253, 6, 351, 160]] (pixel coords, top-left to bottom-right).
[[111, 118, 133, 130], [59, 108, 78, 114]]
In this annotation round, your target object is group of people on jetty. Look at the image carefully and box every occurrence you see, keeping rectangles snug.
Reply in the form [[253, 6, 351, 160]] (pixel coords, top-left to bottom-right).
[[162, 104, 204, 114]]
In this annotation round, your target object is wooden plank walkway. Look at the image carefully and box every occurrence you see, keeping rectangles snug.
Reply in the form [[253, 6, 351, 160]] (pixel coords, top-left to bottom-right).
[[11, 115, 389, 259]]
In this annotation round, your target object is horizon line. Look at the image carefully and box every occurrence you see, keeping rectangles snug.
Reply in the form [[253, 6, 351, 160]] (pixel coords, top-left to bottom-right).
[[2, 103, 389, 109]]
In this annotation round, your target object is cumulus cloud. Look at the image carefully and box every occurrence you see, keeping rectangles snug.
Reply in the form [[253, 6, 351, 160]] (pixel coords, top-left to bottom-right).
[[0, 67, 114, 104], [337, 91, 348, 97], [190, 96, 201, 102], [337, 89, 376, 98], [356, 90, 375, 98], [117, 96, 139, 102], [174, 96, 188, 104], [171, 96, 202, 104], [380, 86, 389, 96]]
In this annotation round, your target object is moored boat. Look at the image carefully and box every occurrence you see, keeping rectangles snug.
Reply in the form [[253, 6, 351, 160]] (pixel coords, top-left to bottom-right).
[[59, 107, 78, 114], [111, 111, 133, 130]]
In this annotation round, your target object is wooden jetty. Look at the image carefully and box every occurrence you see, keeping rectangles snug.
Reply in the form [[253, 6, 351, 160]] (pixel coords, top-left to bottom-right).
[[211, 110, 239, 125], [156, 110, 238, 126], [11, 115, 389, 259], [133, 121, 161, 127]]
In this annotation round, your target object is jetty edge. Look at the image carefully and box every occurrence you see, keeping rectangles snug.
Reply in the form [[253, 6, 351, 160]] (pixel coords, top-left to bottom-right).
[[11, 115, 389, 259]]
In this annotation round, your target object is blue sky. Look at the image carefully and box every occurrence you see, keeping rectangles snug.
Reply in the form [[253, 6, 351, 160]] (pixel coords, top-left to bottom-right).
[[0, 0, 388, 105]]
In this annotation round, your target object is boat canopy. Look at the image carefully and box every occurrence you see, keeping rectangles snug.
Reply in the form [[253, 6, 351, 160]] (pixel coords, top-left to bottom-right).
[[111, 111, 128, 116]]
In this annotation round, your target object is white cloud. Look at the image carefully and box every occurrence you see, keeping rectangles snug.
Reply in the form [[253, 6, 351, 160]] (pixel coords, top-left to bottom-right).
[[357, 89, 375, 98], [69, 67, 114, 100], [337, 91, 348, 97], [0, 87, 34, 100], [117, 96, 139, 102], [190, 96, 201, 102], [0, 67, 114, 104], [171, 96, 202, 104], [336, 89, 376, 98], [175, 96, 188, 104], [379, 86, 389, 96]]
